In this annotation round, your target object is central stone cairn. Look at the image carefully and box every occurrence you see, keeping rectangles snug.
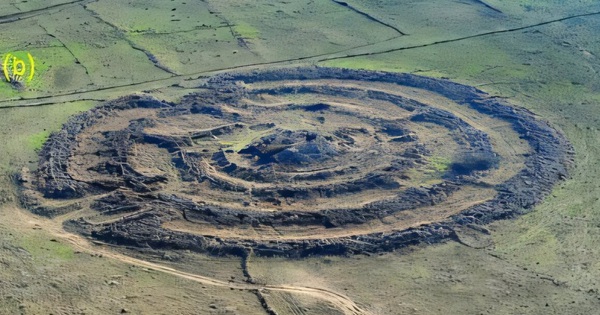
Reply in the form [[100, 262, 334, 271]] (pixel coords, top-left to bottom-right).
[[22, 67, 573, 257]]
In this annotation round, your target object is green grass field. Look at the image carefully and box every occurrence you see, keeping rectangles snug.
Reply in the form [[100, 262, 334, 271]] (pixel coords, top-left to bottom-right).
[[1, 0, 600, 314]]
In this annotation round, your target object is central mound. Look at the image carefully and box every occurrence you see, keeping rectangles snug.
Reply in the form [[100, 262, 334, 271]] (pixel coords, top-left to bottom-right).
[[21, 67, 574, 257], [238, 129, 339, 166]]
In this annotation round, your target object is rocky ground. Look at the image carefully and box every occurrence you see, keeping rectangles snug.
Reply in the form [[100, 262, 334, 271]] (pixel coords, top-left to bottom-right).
[[19, 67, 574, 259], [1, 1, 600, 314]]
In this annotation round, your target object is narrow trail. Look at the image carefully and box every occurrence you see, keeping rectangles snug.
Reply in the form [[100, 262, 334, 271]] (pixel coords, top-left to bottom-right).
[[2, 8, 598, 109], [2, 4, 595, 314], [470, 0, 503, 14], [0, 0, 96, 25], [330, 0, 406, 35], [319, 10, 600, 62], [10, 205, 372, 315], [0, 34, 402, 110]]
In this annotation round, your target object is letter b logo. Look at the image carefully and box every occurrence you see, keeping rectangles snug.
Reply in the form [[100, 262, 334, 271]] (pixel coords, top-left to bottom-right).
[[3, 52, 35, 83]]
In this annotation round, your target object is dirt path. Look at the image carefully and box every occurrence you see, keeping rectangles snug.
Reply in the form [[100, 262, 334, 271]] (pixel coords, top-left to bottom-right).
[[10, 205, 372, 315]]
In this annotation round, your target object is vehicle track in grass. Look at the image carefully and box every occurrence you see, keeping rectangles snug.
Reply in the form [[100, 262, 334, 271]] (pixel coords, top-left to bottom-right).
[[9, 204, 372, 315]]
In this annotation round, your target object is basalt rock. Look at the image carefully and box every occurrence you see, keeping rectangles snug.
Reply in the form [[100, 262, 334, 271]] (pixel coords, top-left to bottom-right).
[[22, 67, 574, 258]]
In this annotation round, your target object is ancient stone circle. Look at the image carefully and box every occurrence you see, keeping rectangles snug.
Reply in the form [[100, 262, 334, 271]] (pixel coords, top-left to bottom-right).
[[21, 67, 574, 257]]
